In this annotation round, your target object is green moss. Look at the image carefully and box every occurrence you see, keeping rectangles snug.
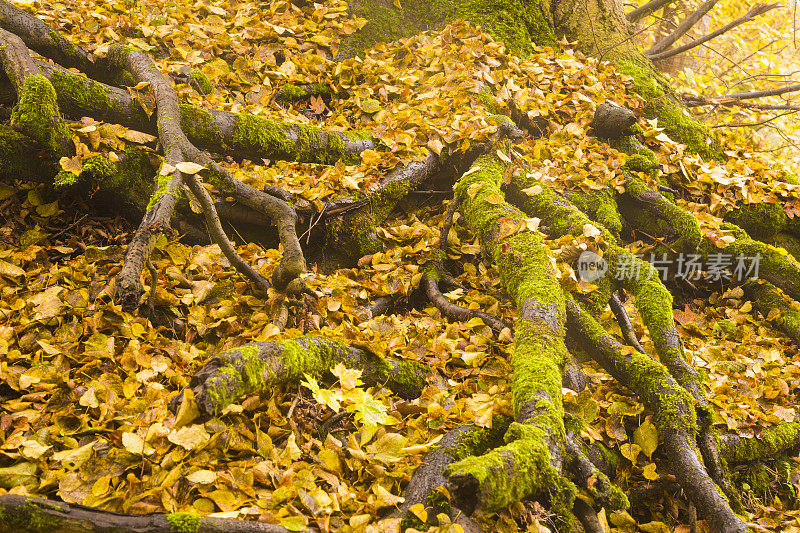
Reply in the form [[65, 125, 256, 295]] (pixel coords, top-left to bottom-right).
[[447, 417, 511, 463], [609, 134, 640, 155], [147, 172, 175, 210], [488, 113, 513, 125], [616, 60, 723, 161], [187, 71, 213, 95], [276, 84, 307, 103], [621, 176, 701, 252], [638, 146, 656, 163], [327, 179, 413, 260], [744, 279, 800, 334], [564, 189, 622, 237], [11, 75, 72, 157], [346, 0, 555, 57], [179, 104, 226, 151], [721, 420, 800, 463], [0, 499, 63, 531], [232, 115, 331, 164], [624, 154, 656, 173], [445, 422, 577, 516], [573, 297, 698, 436], [723, 203, 787, 241], [49, 67, 134, 121], [167, 512, 201, 533]]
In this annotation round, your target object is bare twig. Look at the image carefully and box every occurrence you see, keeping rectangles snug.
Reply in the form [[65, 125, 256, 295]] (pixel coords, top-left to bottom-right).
[[626, 0, 674, 23], [647, 3, 780, 61], [646, 0, 719, 56]]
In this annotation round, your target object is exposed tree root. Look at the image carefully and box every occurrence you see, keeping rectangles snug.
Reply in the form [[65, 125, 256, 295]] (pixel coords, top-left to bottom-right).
[[565, 297, 745, 533], [172, 335, 429, 416], [0, 494, 315, 533], [0, 28, 72, 158], [609, 290, 646, 353], [718, 421, 800, 463], [392, 421, 509, 530], [422, 253, 511, 333]]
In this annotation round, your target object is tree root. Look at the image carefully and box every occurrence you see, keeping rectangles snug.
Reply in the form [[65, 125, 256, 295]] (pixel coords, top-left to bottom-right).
[[392, 420, 509, 530], [173, 335, 429, 416], [565, 297, 746, 533], [609, 290, 646, 353], [445, 153, 581, 527], [107, 45, 274, 308], [718, 421, 800, 463], [324, 151, 441, 265], [0, 494, 316, 533], [422, 253, 510, 333], [0, 27, 72, 158]]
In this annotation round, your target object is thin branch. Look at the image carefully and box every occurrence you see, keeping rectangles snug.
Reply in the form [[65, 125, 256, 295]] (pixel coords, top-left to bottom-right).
[[710, 110, 798, 128], [683, 94, 800, 111], [723, 82, 800, 100], [646, 0, 719, 56], [647, 3, 780, 61], [627, 0, 674, 23]]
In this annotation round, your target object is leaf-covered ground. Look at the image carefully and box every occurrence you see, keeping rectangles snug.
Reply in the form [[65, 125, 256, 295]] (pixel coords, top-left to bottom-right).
[[0, 0, 799, 531]]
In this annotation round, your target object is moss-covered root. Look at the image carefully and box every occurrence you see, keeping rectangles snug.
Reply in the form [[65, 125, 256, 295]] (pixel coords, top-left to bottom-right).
[[0, 493, 311, 532], [564, 436, 629, 513], [698, 224, 800, 302], [741, 279, 800, 344], [53, 149, 156, 214], [564, 298, 746, 533], [37, 58, 374, 165], [175, 336, 429, 416], [0, 26, 73, 158], [615, 60, 724, 161], [621, 176, 702, 253], [723, 202, 792, 242], [563, 188, 623, 238], [179, 103, 374, 165], [325, 151, 440, 265], [446, 154, 576, 519], [446, 423, 579, 528], [394, 419, 510, 530], [9, 75, 73, 158], [505, 170, 706, 400], [718, 421, 800, 463]]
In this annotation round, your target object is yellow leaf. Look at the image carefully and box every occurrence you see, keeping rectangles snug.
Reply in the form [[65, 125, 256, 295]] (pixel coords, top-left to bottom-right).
[[36, 200, 60, 218], [409, 503, 427, 523], [634, 419, 658, 458], [175, 162, 206, 174], [466, 182, 484, 198], [484, 193, 504, 205], [427, 137, 444, 155], [122, 432, 154, 455], [359, 99, 382, 114], [521, 185, 542, 196], [0, 259, 25, 281], [119, 129, 156, 144], [643, 462, 659, 480], [167, 425, 210, 450]]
